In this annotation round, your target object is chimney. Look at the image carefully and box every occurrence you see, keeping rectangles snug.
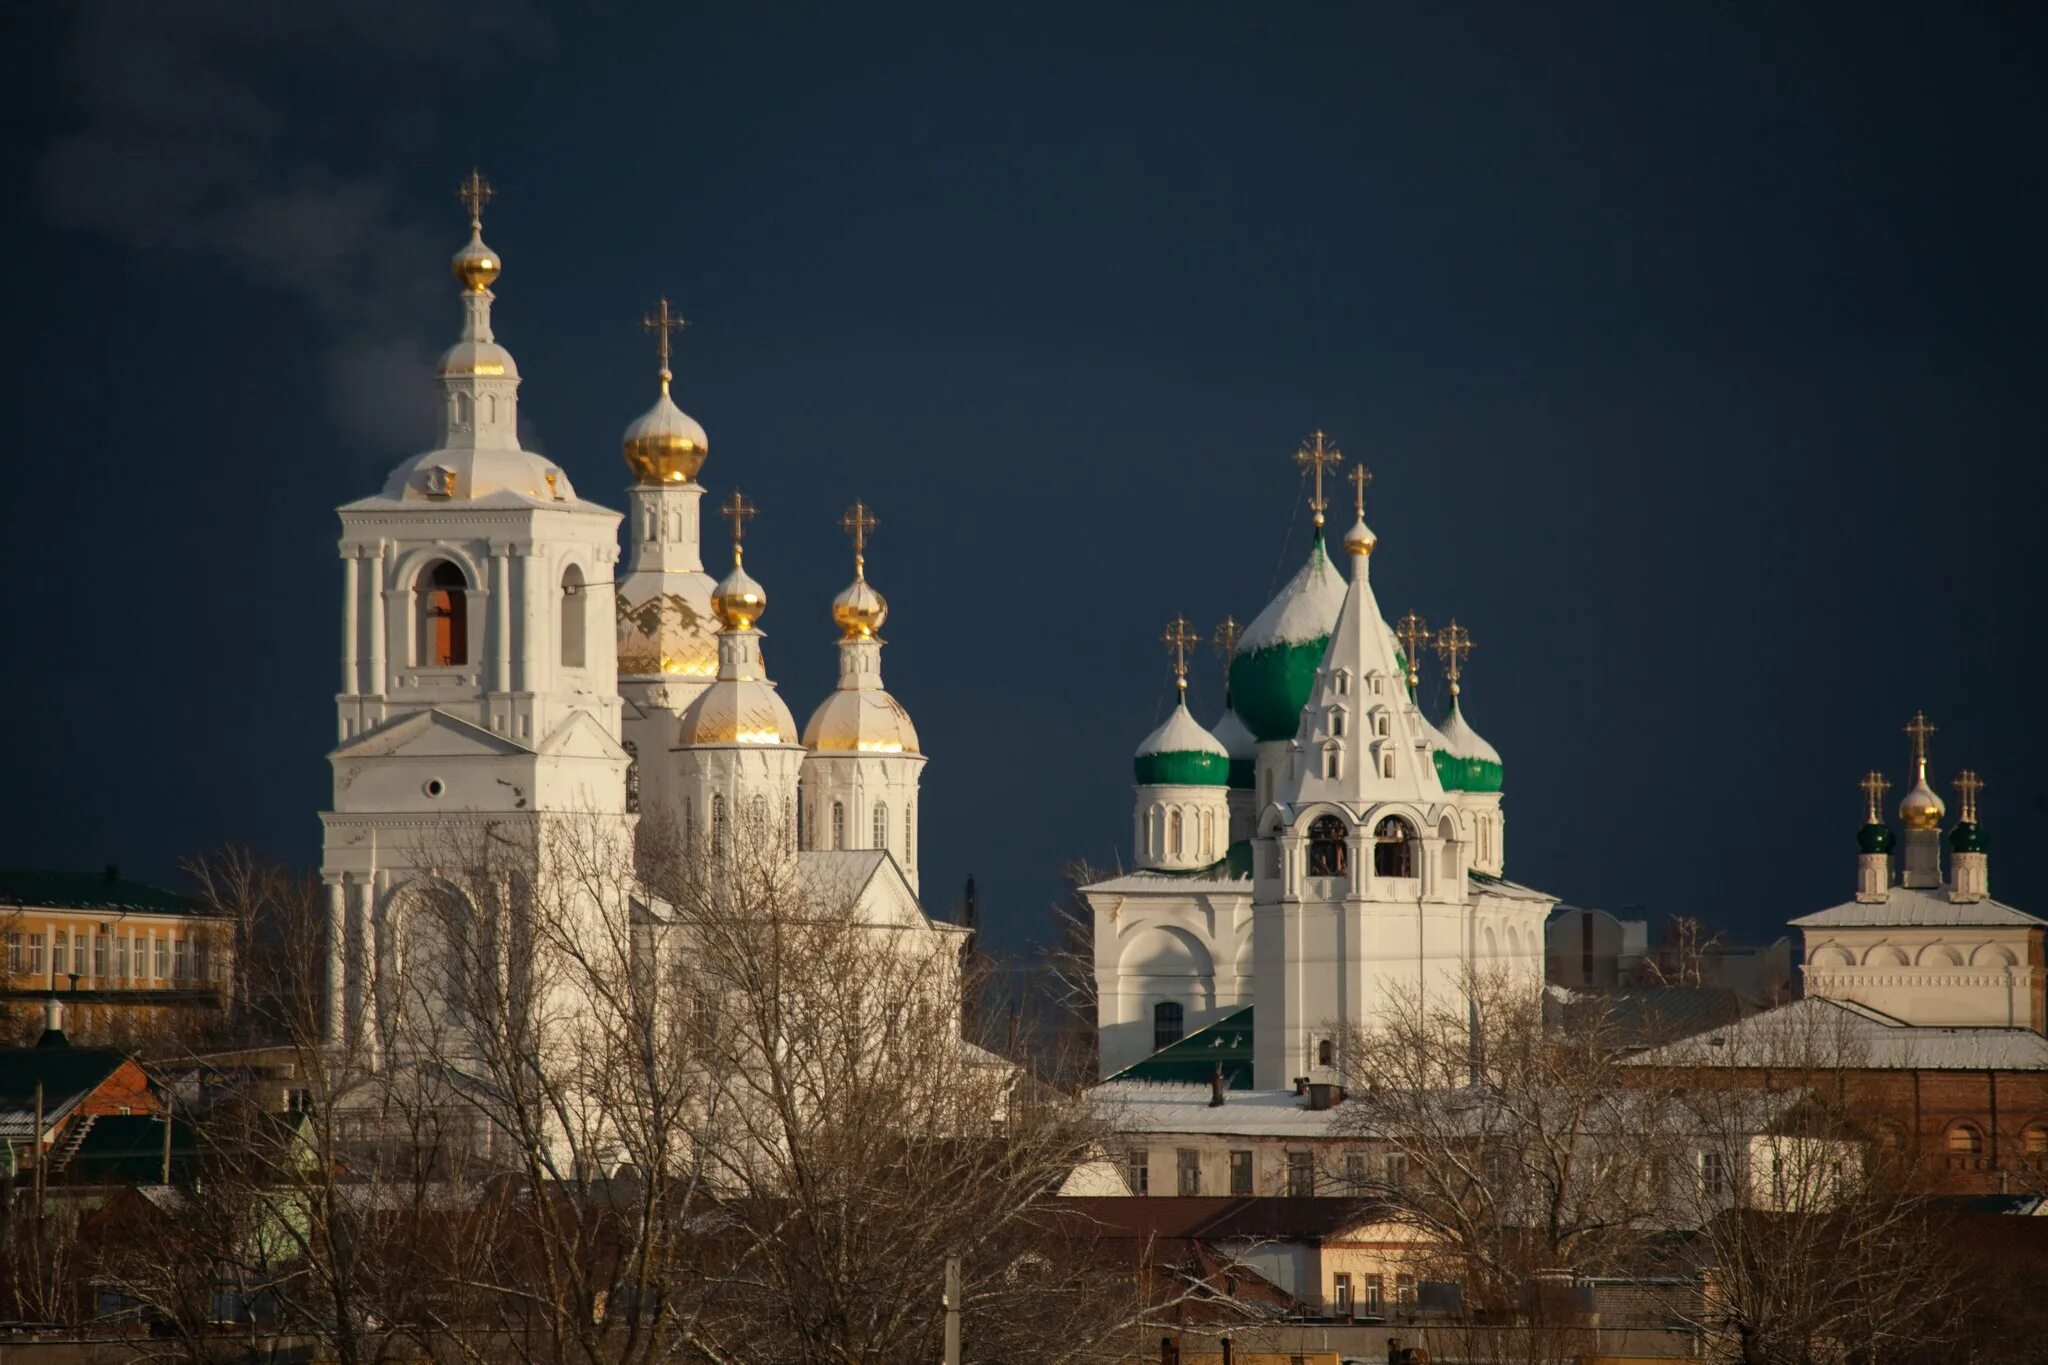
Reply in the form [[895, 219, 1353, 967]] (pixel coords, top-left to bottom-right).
[[1294, 1075, 1309, 1097], [36, 996, 69, 1049], [1209, 1063, 1226, 1108]]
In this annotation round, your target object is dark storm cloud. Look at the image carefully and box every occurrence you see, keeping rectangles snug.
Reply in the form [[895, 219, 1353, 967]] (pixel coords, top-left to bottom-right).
[[39, 1, 550, 453]]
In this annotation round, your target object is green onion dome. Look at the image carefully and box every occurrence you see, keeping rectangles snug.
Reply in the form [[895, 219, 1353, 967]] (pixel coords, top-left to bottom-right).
[[1228, 542, 1347, 742], [1949, 821, 1986, 854], [1433, 695, 1504, 793], [1209, 707, 1257, 789], [1858, 822, 1896, 854], [1134, 699, 1231, 786]]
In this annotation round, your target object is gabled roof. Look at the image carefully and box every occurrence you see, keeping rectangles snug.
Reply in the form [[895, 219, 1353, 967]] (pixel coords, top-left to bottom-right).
[[1107, 1007, 1254, 1090], [330, 707, 534, 761], [1790, 887, 2045, 930], [1470, 869, 1556, 903], [0, 870, 197, 917], [1624, 995, 2048, 1072], [534, 708, 631, 761], [0, 1047, 138, 1136], [1048, 1195, 1396, 1243]]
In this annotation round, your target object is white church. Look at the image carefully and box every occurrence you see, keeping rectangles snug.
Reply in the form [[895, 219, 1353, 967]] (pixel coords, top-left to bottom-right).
[[1084, 439, 1555, 1092], [317, 176, 962, 1058]]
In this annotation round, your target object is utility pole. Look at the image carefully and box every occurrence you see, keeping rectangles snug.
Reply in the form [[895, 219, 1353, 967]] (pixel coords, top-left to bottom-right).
[[943, 1256, 961, 1365]]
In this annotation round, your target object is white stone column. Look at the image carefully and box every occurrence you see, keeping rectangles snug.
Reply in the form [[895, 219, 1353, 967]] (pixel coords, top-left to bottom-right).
[[323, 877, 345, 1045], [368, 547, 389, 696], [341, 553, 360, 696], [494, 543, 513, 703]]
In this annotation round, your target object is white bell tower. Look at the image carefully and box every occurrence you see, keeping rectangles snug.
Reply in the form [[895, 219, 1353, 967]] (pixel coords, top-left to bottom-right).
[[321, 173, 631, 1061]]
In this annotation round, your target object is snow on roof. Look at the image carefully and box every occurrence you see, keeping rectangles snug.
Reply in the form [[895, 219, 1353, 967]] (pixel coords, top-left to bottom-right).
[[1436, 696, 1501, 763], [1624, 995, 2048, 1071], [1238, 543, 1347, 652], [1081, 867, 1253, 895], [1136, 700, 1228, 758], [1209, 706, 1256, 760], [1091, 1080, 1359, 1137], [1789, 887, 2044, 930]]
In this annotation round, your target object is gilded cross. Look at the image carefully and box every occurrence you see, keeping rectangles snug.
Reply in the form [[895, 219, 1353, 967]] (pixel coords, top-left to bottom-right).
[[458, 169, 494, 228], [1161, 615, 1199, 694], [1395, 613, 1430, 688], [840, 499, 878, 574], [1860, 771, 1892, 824], [1211, 616, 1241, 659], [1434, 620, 1472, 695], [1295, 430, 1344, 528], [1902, 711, 1937, 767], [1954, 770, 1983, 824], [1350, 463, 1373, 519], [720, 489, 757, 551], [642, 296, 688, 379]]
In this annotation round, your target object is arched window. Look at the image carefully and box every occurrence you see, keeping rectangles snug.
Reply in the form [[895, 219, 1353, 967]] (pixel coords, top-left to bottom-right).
[[1946, 1123, 1983, 1155], [1438, 817, 1457, 878], [1381, 750, 1396, 779], [1154, 1001, 1184, 1051], [622, 739, 640, 814], [1317, 1039, 1335, 1068], [1323, 746, 1341, 780], [1374, 816, 1417, 878], [711, 794, 727, 850], [1308, 815, 1349, 877], [1169, 809, 1183, 857], [1330, 708, 1346, 737], [2023, 1125, 2048, 1158], [873, 801, 888, 851], [830, 800, 845, 851], [416, 560, 469, 666], [559, 564, 586, 668], [1200, 808, 1215, 859], [1374, 712, 1389, 737]]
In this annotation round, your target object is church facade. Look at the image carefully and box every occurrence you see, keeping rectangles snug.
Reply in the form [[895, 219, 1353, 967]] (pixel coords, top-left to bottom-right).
[[317, 177, 960, 1061], [1085, 439, 1554, 1091]]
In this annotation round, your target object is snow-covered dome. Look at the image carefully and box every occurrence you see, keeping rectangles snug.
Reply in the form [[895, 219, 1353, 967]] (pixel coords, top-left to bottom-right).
[[1209, 707, 1257, 789], [1227, 542, 1347, 742], [1134, 699, 1230, 787], [678, 676, 799, 747], [803, 687, 920, 754], [1433, 696, 1504, 793]]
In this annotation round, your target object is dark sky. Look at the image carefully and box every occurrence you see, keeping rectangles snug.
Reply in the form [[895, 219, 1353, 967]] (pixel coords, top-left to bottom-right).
[[2, 3, 2042, 954]]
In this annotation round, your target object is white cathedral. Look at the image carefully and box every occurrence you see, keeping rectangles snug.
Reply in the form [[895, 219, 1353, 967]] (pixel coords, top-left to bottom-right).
[[317, 177, 959, 1057], [1084, 441, 1555, 1091]]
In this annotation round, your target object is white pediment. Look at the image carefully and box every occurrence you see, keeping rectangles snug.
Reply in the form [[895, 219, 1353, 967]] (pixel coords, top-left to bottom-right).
[[330, 708, 534, 762], [534, 709, 631, 761]]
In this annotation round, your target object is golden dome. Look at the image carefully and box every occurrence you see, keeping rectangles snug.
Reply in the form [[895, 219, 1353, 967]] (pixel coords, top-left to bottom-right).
[[451, 228, 500, 293], [831, 576, 889, 639], [712, 561, 767, 631], [1898, 767, 1946, 832], [622, 383, 709, 485], [1343, 515, 1377, 557]]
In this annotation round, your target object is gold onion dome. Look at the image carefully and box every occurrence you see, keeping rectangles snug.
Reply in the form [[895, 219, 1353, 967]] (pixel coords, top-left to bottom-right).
[[451, 225, 500, 293], [1898, 771, 1945, 831], [623, 384, 709, 485], [1343, 514, 1377, 557], [712, 561, 766, 631], [832, 576, 888, 639]]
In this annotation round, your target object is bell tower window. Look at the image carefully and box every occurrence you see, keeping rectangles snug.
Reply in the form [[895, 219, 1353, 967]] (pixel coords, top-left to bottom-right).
[[1374, 816, 1417, 878], [1154, 1001, 1184, 1051], [873, 802, 888, 851], [831, 800, 845, 851], [1307, 815, 1349, 877], [416, 560, 469, 667], [559, 564, 586, 668]]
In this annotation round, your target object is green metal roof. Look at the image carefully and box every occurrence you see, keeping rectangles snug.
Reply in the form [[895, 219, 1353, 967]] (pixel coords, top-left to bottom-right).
[[1106, 1005, 1254, 1090], [0, 870, 197, 916], [68, 1113, 196, 1184]]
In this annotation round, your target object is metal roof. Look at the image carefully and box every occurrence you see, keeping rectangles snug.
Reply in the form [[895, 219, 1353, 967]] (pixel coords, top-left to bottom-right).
[[1790, 887, 2045, 930]]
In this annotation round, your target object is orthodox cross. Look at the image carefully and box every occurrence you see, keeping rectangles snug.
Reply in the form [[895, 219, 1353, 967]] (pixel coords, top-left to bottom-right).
[[1295, 430, 1344, 528], [1954, 770, 1983, 824], [1435, 620, 1472, 696], [1350, 463, 1373, 520], [720, 489, 757, 559], [1395, 613, 1430, 689], [1902, 710, 1937, 771], [1162, 615, 1199, 695], [642, 296, 688, 383], [1211, 616, 1241, 659], [841, 499, 877, 576], [458, 168, 494, 228], [1860, 770, 1892, 824]]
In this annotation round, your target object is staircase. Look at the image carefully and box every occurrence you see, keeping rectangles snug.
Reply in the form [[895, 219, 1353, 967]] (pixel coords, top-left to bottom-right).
[[47, 1114, 95, 1175]]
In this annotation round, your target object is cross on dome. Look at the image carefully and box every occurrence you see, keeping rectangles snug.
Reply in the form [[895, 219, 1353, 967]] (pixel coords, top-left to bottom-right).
[[841, 499, 877, 573], [457, 168, 494, 228], [642, 296, 688, 387], [1903, 710, 1938, 765], [720, 489, 757, 559], [1954, 770, 1983, 823], [1396, 612, 1430, 689], [1295, 430, 1344, 529], [1161, 615, 1199, 695], [1435, 620, 1473, 695], [1211, 615, 1240, 659], [1860, 770, 1893, 822], [1350, 462, 1372, 518]]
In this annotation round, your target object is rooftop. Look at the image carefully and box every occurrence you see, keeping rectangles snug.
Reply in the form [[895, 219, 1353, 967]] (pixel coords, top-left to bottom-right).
[[0, 869, 201, 917], [1789, 887, 2045, 930], [1091, 1079, 1355, 1137], [1624, 995, 2048, 1072]]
